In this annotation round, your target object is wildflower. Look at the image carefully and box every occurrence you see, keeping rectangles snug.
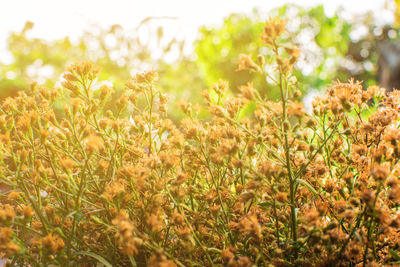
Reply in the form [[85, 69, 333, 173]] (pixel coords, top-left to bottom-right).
[[146, 212, 164, 232], [345, 241, 362, 261], [112, 210, 142, 256], [0, 205, 15, 223], [132, 70, 159, 85], [360, 188, 375, 205], [316, 200, 329, 215], [40, 129, 49, 142], [117, 94, 129, 109], [370, 164, 390, 182], [31, 221, 43, 231], [16, 114, 31, 133], [84, 135, 104, 154], [296, 142, 309, 152], [389, 186, 400, 202], [212, 79, 229, 96], [63, 72, 79, 82], [143, 70, 158, 83], [209, 205, 221, 216], [369, 107, 398, 128], [226, 256, 253, 267], [238, 190, 255, 204], [341, 209, 355, 223], [176, 226, 191, 239], [178, 99, 193, 116], [62, 80, 80, 95], [236, 54, 260, 72], [23, 206, 33, 218], [7, 191, 21, 200], [29, 81, 38, 93], [221, 248, 235, 263], [201, 90, 211, 104], [41, 233, 65, 254], [147, 250, 177, 267], [172, 210, 185, 226], [261, 17, 287, 45], [2, 242, 19, 257], [159, 93, 168, 113], [383, 126, 400, 145], [288, 101, 306, 117], [285, 46, 301, 64], [0, 227, 12, 243], [0, 227, 19, 257], [100, 84, 111, 100], [4, 22, 400, 265], [326, 228, 346, 243], [302, 209, 319, 226], [71, 98, 83, 115], [59, 158, 75, 171], [239, 82, 256, 100], [225, 97, 244, 118], [172, 173, 188, 185], [238, 215, 262, 239], [103, 179, 126, 201], [275, 192, 287, 203]]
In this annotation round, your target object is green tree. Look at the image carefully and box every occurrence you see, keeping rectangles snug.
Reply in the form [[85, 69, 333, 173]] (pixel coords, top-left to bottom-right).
[[194, 5, 355, 100]]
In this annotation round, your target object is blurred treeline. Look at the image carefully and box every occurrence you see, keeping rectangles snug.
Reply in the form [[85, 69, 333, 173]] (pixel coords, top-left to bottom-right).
[[0, 4, 399, 120]]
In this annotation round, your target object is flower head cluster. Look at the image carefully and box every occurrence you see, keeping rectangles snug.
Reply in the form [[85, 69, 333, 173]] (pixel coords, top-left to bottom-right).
[[0, 18, 400, 267]]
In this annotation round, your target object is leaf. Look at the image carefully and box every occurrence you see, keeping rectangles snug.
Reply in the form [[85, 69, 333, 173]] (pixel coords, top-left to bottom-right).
[[390, 249, 400, 261], [259, 201, 285, 210], [90, 215, 111, 228], [75, 251, 113, 267], [296, 179, 318, 196], [259, 201, 273, 208], [128, 255, 137, 267], [207, 247, 222, 253]]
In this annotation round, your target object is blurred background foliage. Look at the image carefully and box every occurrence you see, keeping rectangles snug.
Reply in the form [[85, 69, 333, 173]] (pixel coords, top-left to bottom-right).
[[0, 3, 399, 120]]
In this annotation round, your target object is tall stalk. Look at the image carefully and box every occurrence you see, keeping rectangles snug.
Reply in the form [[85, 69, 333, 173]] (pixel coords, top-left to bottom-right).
[[274, 43, 297, 258]]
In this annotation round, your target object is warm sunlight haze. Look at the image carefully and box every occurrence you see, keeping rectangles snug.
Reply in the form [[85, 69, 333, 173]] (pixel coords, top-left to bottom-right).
[[0, 0, 400, 266]]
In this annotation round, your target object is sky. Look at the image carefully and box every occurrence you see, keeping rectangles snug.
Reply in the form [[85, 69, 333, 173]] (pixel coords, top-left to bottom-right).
[[0, 0, 394, 64]]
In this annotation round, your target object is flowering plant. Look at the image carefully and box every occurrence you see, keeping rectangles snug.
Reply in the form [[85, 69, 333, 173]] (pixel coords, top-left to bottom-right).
[[1, 18, 400, 267]]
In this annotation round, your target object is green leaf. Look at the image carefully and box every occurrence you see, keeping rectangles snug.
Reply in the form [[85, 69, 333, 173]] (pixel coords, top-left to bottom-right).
[[259, 201, 285, 209], [296, 179, 318, 196], [128, 255, 137, 267], [259, 201, 273, 208], [390, 249, 400, 261], [75, 251, 113, 267]]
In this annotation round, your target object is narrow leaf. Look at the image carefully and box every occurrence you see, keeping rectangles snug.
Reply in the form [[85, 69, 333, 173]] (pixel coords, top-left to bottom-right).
[[296, 179, 318, 196], [390, 249, 400, 261], [75, 251, 113, 267]]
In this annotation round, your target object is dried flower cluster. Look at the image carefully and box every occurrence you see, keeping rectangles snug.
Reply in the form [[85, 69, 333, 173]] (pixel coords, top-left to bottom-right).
[[1, 17, 400, 267]]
